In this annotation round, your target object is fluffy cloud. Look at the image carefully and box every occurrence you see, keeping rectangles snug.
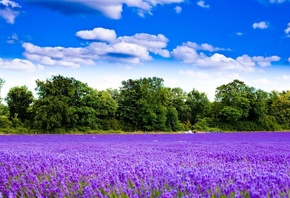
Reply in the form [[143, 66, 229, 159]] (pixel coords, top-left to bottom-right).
[[172, 42, 280, 71], [117, 33, 170, 57], [76, 28, 117, 42], [252, 21, 269, 29], [251, 55, 280, 67], [285, 22, 290, 37], [22, 27, 170, 67], [174, 6, 182, 13], [0, 58, 40, 71], [6, 33, 18, 44], [23, 42, 96, 68], [185, 41, 230, 52], [23, 0, 184, 19], [0, 0, 21, 24], [197, 0, 210, 8]]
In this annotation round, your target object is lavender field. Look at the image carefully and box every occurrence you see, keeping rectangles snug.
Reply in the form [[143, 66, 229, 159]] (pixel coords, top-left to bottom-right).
[[0, 133, 290, 198]]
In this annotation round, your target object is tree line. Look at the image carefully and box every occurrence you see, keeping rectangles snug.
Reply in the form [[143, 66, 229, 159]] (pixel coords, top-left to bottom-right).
[[0, 75, 289, 133]]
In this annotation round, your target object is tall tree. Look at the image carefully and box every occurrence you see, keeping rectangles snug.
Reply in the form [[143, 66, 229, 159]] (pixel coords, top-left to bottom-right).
[[118, 77, 168, 131], [168, 87, 190, 124], [5, 86, 34, 122], [32, 75, 117, 131], [186, 88, 210, 125], [271, 91, 290, 128], [215, 80, 252, 122], [247, 89, 269, 121]]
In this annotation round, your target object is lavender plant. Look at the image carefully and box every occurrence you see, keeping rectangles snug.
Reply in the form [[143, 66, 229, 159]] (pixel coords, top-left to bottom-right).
[[0, 133, 290, 197]]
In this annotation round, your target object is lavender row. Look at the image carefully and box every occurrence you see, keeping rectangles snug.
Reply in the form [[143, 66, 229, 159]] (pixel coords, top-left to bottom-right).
[[0, 133, 290, 197]]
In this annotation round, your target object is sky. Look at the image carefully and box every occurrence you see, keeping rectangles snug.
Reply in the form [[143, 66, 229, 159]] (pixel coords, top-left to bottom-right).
[[0, 0, 290, 101]]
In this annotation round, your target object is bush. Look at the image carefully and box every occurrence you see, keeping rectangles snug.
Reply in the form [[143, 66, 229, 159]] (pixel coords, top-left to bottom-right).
[[101, 118, 121, 131], [0, 105, 9, 116], [0, 116, 12, 128], [192, 118, 219, 131]]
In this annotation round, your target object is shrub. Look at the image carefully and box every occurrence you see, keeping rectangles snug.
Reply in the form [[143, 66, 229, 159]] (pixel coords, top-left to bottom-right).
[[0, 115, 12, 128]]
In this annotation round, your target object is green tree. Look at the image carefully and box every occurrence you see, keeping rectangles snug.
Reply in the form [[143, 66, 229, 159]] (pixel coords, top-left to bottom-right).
[[167, 87, 190, 124], [5, 86, 34, 122], [247, 89, 269, 121], [186, 88, 210, 125], [118, 77, 168, 131], [32, 75, 117, 132], [106, 88, 120, 101], [165, 106, 179, 131], [271, 91, 290, 128], [215, 79, 252, 122]]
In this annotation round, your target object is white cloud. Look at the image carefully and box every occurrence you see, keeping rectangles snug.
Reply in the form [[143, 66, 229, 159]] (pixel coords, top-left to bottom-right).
[[6, 33, 18, 44], [285, 22, 290, 37], [197, 0, 210, 8], [252, 21, 269, 29], [288, 57, 290, 62], [185, 41, 230, 52], [236, 32, 243, 36], [1, 0, 20, 7], [23, 0, 184, 19], [172, 45, 199, 64], [172, 42, 280, 71], [0, 58, 40, 71], [76, 27, 117, 43], [22, 28, 170, 67], [174, 6, 182, 13], [0, 0, 21, 24], [23, 42, 96, 68], [251, 55, 280, 67], [117, 33, 170, 57]]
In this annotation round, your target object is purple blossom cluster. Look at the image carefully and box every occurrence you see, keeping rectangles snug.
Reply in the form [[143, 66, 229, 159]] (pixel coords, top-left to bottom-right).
[[0, 133, 290, 197]]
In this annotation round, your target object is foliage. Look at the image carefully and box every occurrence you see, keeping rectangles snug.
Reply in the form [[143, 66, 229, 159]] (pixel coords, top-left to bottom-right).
[[0, 104, 9, 116], [1, 76, 290, 133], [215, 80, 252, 122], [192, 117, 217, 131], [0, 115, 12, 128], [5, 86, 34, 122], [31, 75, 117, 132], [270, 91, 290, 128], [186, 88, 210, 125], [118, 77, 169, 131]]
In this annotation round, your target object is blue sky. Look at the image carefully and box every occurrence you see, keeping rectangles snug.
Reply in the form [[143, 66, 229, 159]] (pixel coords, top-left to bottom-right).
[[0, 0, 290, 101]]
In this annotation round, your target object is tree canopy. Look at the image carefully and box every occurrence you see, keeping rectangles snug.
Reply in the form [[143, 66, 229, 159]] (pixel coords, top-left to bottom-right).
[[0, 75, 289, 133]]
